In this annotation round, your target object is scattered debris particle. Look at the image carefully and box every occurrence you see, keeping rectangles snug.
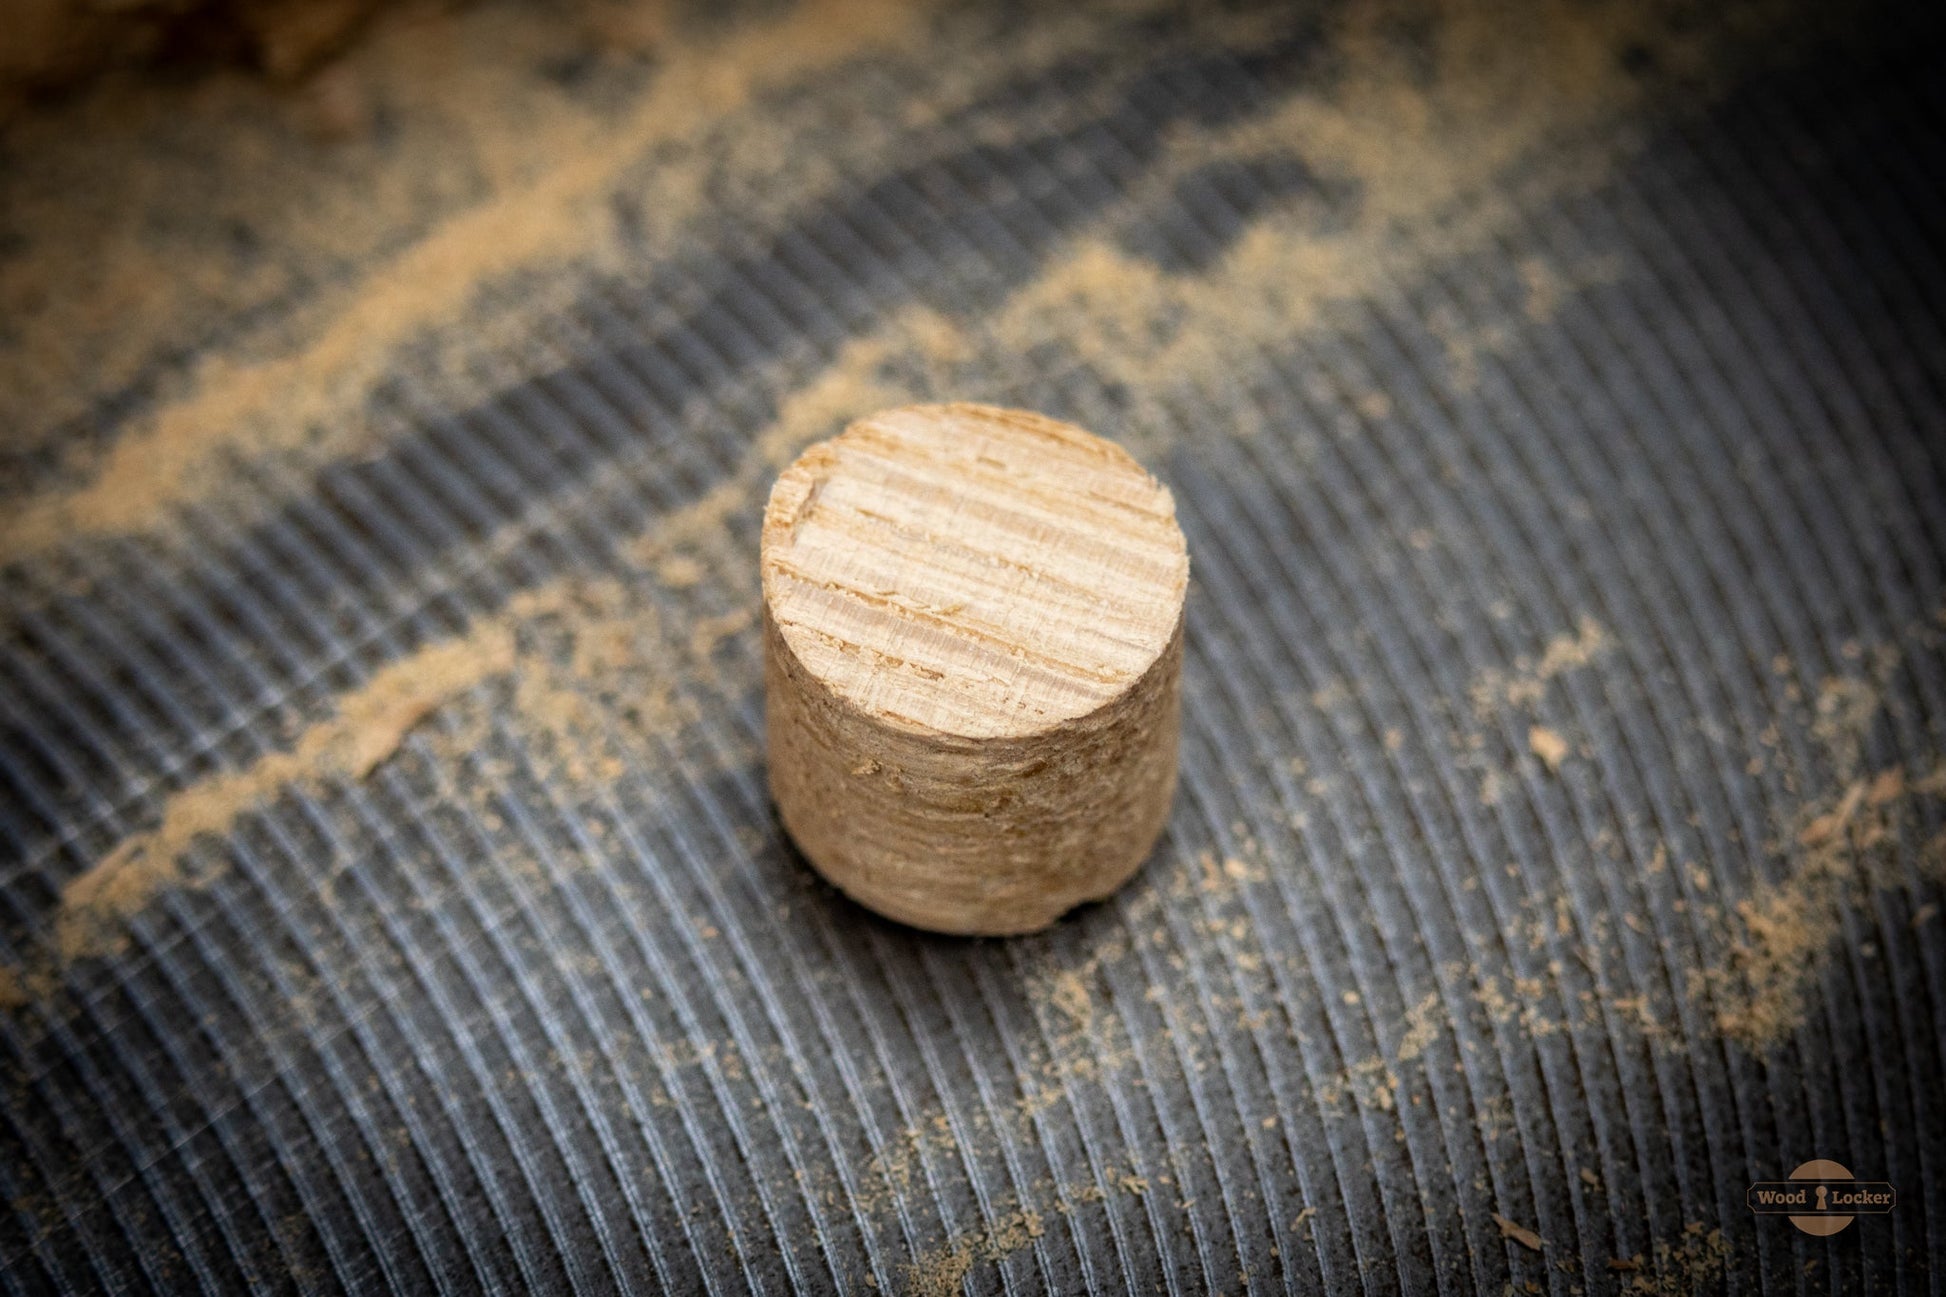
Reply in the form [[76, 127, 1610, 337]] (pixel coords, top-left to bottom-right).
[[1470, 616, 1609, 714], [1529, 725, 1570, 772], [656, 553, 706, 587], [1493, 1212, 1544, 1252], [1049, 971, 1094, 1027], [1797, 779, 1865, 847], [902, 1209, 1044, 1297], [1396, 990, 1443, 1062]]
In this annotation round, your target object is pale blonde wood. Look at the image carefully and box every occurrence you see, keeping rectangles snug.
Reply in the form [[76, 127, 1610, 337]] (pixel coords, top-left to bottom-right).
[[761, 403, 1188, 935]]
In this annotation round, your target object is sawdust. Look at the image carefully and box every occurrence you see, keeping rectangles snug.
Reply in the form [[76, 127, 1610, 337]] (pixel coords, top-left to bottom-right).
[[1693, 644, 1937, 1050], [1317, 1054, 1403, 1114], [1492, 1211, 1544, 1252], [687, 607, 752, 662], [1809, 650, 1897, 775], [0, 0, 930, 558], [871, 1156, 1168, 1295], [1023, 880, 1160, 1035], [901, 1209, 1045, 1297], [52, 621, 515, 963], [6, 1, 637, 456], [3, 0, 1136, 482], [616, 307, 955, 583], [1528, 724, 1570, 772], [1626, 1223, 1729, 1296], [4, 0, 1742, 571], [4, 466, 766, 995], [655, 553, 705, 588], [1046, 967, 1094, 1028], [1865, 765, 1906, 806], [1796, 777, 1866, 848], [1, 2, 1211, 569], [1395, 989, 1443, 1062], [969, 0, 1690, 441], [880, 1153, 1171, 1295], [1691, 768, 1919, 1050], [1473, 972, 1564, 1041], [496, 578, 693, 786], [1470, 616, 1610, 716]]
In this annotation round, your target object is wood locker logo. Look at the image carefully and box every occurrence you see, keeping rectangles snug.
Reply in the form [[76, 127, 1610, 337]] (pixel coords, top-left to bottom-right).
[[1747, 1160, 1896, 1236]]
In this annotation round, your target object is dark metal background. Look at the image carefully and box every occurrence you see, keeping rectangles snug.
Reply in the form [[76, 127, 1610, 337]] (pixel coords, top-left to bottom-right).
[[2, 1, 1944, 1292]]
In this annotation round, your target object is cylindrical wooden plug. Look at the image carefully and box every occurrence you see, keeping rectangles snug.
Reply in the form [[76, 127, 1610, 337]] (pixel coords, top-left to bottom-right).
[[761, 403, 1189, 935]]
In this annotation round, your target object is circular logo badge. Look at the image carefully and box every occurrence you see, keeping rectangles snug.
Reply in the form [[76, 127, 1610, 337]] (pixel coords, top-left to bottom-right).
[[1790, 1159, 1854, 1236]]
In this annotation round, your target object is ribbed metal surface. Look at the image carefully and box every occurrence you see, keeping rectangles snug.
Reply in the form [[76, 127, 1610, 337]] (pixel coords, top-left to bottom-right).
[[2, 1, 1943, 1292]]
